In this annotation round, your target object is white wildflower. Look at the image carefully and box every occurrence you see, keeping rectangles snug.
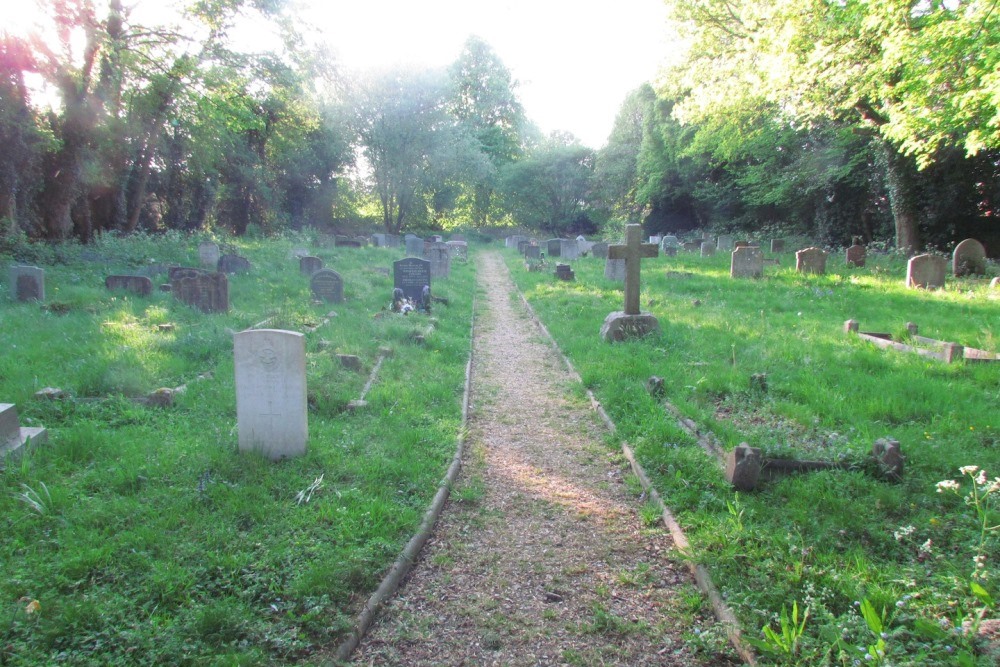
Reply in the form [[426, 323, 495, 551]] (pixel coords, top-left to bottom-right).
[[959, 465, 979, 475], [936, 479, 960, 493]]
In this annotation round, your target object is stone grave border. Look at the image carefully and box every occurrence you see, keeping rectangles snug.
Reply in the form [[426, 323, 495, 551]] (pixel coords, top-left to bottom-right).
[[334, 294, 476, 661], [845, 320, 1000, 364], [513, 291, 756, 666]]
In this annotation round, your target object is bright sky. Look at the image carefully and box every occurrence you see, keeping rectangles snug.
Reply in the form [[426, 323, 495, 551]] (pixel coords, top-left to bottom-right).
[[7, 0, 679, 148]]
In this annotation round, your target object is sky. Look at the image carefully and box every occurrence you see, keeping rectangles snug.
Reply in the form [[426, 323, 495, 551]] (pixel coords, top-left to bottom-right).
[[7, 0, 681, 148]]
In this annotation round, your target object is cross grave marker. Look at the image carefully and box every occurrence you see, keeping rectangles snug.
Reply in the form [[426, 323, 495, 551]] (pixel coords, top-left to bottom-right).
[[601, 224, 660, 341]]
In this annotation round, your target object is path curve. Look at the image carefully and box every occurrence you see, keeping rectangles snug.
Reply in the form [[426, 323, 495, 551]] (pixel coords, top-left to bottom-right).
[[351, 252, 725, 666]]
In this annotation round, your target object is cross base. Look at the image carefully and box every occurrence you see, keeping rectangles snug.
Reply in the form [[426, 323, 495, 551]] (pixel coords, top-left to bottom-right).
[[600, 312, 660, 342]]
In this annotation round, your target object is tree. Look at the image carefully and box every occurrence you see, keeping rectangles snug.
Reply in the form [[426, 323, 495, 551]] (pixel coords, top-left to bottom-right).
[[594, 85, 655, 226]]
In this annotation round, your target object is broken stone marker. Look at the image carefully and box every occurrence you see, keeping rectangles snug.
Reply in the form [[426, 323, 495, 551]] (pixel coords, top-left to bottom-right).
[[872, 438, 904, 481]]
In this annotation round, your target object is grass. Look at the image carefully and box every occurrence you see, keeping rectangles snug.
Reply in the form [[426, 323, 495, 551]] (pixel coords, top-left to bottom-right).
[[506, 245, 1000, 665], [1, 231, 474, 665]]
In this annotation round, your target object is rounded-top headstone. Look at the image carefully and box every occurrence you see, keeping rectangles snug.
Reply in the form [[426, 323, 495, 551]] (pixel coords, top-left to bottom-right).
[[310, 268, 344, 303], [952, 238, 986, 277]]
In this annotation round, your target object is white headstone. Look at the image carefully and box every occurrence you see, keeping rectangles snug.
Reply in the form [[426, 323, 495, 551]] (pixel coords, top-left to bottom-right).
[[234, 329, 308, 461]]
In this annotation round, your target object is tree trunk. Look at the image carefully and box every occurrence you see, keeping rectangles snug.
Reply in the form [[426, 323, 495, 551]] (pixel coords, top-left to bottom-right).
[[880, 140, 921, 255]]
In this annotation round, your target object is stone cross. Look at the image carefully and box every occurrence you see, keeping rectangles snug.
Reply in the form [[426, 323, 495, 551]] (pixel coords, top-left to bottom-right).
[[608, 224, 658, 315]]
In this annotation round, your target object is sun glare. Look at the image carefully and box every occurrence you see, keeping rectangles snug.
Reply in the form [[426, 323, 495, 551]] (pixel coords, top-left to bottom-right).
[[4, 3, 45, 39]]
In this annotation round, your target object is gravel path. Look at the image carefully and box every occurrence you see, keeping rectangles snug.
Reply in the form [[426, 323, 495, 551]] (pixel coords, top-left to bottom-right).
[[350, 252, 727, 666]]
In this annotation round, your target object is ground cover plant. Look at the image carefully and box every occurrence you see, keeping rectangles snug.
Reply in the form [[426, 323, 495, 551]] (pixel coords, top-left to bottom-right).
[[507, 246, 999, 665], [1, 233, 474, 665]]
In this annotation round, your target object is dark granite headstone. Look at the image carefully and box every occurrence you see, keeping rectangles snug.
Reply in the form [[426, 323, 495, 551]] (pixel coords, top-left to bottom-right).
[[310, 268, 344, 303], [546, 239, 561, 257], [393, 257, 431, 303], [524, 245, 541, 259], [554, 263, 575, 281]]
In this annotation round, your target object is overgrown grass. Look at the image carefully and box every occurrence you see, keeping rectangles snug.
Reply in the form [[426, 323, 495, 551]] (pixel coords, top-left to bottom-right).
[[1, 232, 474, 664], [507, 247, 1000, 665]]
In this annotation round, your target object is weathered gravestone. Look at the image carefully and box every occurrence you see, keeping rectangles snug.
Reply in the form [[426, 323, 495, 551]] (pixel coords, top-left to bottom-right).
[[953, 238, 987, 277], [846, 244, 867, 267], [405, 236, 424, 257], [105, 275, 153, 296], [168, 266, 204, 283], [198, 242, 220, 269], [700, 241, 715, 257], [546, 239, 561, 257], [559, 239, 580, 260], [731, 246, 764, 278], [9, 266, 44, 302], [591, 242, 609, 259], [682, 241, 701, 252], [906, 254, 946, 289], [770, 239, 785, 253], [394, 257, 431, 304], [426, 244, 451, 278], [234, 329, 307, 461], [310, 268, 344, 303], [446, 240, 468, 261], [601, 224, 660, 342], [174, 272, 229, 313], [717, 235, 735, 251], [554, 263, 575, 281], [661, 235, 680, 250], [0, 403, 47, 458], [299, 256, 324, 276], [385, 234, 401, 248], [217, 254, 251, 274], [734, 240, 750, 249], [524, 245, 541, 259], [604, 258, 625, 281], [795, 247, 827, 275]]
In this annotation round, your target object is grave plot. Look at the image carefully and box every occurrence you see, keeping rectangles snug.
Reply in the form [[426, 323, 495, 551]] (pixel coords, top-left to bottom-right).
[[846, 320, 1000, 363]]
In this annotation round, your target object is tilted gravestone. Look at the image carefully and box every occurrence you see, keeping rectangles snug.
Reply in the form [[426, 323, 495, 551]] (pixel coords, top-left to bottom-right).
[[198, 242, 221, 269], [953, 238, 987, 277], [559, 239, 580, 260], [405, 236, 424, 257], [604, 257, 625, 281], [174, 272, 229, 313], [906, 254, 946, 289], [591, 242, 609, 259], [299, 256, 324, 276], [846, 244, 866, 267], [795, 247, 827, 275], [9, 266, 44, 302], [770, 239, 785, 253], [546, 239, 561, 257], [234, 329, 307, 461], [217, 254, 251, 274], [105, 275, 153, 296], [393, 257, 431, 304], [700, 241, 715, 257], [731, 246, 764, 278], [310, 268, 344, 303], [601, 224, 660, 341]]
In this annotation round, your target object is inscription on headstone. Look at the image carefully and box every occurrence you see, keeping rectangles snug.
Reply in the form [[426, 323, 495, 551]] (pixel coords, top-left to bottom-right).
[[393, 257, 431, 303], [310, 269, 344, 303]]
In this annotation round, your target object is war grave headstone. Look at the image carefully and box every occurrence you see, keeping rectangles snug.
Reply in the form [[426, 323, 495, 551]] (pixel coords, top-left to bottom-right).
[[953, 238, 987, 277], [310, 269, 344, 303], [426, 244, 451, 278], [700, 241, 715, 257], [770, 239, 785, 253], [524, 245, 541, 259], [592, 242, 609, 259], [846, 244, 867, 268], [393, 257, 431, 305], [299, 256, 324, 276], [731, 246, 764, 278], [0, 403, 47, 459], [795, 247, 827, 275], [174, 272, 229, 313], [906, 254, 946, 289], [554, 263, 575, 281], [405, 236, 424, 257], [546, 239, 561, 257], [601, 224, 660, 341], [717, 234, 735, 251], [234, 329, 307, 461], [559, 239, 580, 260], [217, 254, 251, 274], [682, 241, 701, 252], [105, 275, 153, 296], [9, 266, 44, 302], [198, 242, 221, 269], [604, 258, 625, 281]]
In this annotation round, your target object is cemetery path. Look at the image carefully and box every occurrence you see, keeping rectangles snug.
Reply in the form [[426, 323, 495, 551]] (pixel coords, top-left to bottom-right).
[[350, 252, 725, 666]]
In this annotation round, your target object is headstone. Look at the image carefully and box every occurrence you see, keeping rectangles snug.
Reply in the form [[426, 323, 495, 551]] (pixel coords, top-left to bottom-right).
[[700, 241, 715, 257], [233, 329, 307, 461], [770, 239, 785, 253], [393, 257, 431, 304], [446, 240, 468, 261], [683, 241, 701, 252], [661, 236, 680, 250], [604, 258, 625, 281], [547, 239, 561, 257], [310, 269, 344, 303], [559, 239, 579, 260], [725, 443, 762, 491], [795, 247, 827, 275], [174, 272, 229, 313], [845, 244, 866, 267], [649, 235, 662, 244], [198, 242, 220, 269], [872, 438, 904, 481], [731, 246, 764, 278], [517, 240, 530, 254], [601, 224, 660, 342], [371, 233, 387, 247], [299, 256, 324, 276], [385, 234, 401, 248], [592, 242, 609, 259], [426, 244, 451, 278], [405, 236, 424, 257], [717, 235, 735, 251], [168, 266, 204, 283], [9, 266, 44, 302], [554, 263, 575, 281], [0, 403, 47, 458], [906, 254, 946, 289], [217, 254, 251, 274], [430, 235, 443, 243], [524, 245, 541, 259], [105, 275, 153, 296], [953, 238, 987, 277]]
